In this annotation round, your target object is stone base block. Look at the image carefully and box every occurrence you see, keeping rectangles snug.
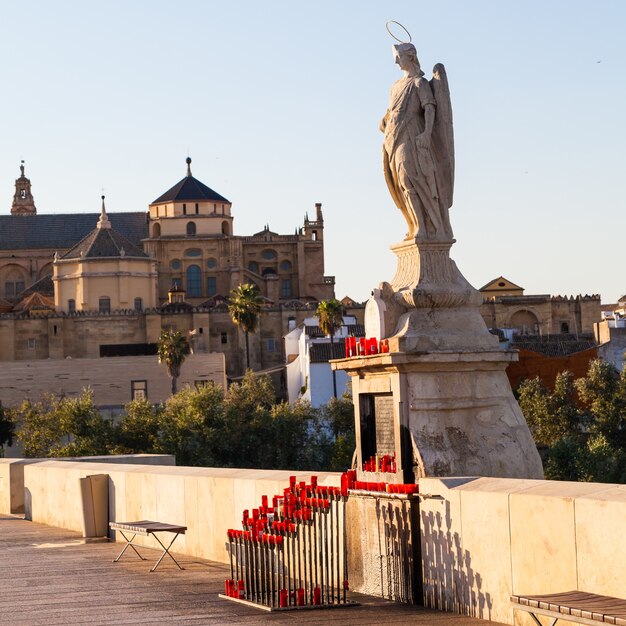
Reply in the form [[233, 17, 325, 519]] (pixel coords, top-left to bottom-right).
[[346, 492, 420, 603]]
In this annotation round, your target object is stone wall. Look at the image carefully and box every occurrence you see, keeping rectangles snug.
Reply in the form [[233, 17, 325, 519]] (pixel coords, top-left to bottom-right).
[[5, 459, 341, 564], [0, 352, 226, 409], [5, 459, 622, 623], [419, 476, 626, 625]]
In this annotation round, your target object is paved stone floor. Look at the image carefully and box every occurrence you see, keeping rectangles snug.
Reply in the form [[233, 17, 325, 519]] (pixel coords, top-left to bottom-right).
[[0, 515, 506, 625]]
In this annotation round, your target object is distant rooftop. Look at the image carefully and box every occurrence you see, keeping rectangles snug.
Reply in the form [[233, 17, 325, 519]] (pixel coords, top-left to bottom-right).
[[0, 212, 148, 250], [151, 158, 230, 204]]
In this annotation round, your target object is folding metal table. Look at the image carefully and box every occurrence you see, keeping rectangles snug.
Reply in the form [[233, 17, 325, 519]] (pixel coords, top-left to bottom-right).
[[109, 520, 187, 572]]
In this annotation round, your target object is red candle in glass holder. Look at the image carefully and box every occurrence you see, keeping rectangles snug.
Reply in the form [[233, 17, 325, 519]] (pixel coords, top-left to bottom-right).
[[280, 589, 288, 607], [310, 475, 318, 489], [297, 588, 305, 606], [313, 586, 321, 605], [340, 473, 348, 496]]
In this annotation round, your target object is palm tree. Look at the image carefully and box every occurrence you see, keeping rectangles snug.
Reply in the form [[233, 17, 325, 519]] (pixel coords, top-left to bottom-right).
[[316, 298, 344, 398], [157, 329, 191, 395], [228, 283, 263, 370]]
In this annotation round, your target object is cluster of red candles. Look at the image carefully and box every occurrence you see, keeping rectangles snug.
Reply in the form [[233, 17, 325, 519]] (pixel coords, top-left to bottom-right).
[[362, 453, 397, 473], [342, 466, 418, 494], [344, 336, 390, 358], [351, 481, 419, 494], [225, 474, 352, 609]]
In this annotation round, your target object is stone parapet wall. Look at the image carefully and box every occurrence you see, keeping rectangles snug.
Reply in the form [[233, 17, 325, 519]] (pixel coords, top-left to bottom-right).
[[0, 455, 175, 514], [419, 476, 626, 625], [10, 459, 341, 564], [3, 459, 624, 623]]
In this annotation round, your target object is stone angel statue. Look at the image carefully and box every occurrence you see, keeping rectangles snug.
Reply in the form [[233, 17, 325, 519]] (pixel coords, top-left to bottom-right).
[[380, 43, 455, 242]]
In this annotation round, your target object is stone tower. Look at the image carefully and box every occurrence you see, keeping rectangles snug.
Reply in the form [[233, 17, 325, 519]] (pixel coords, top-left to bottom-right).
[[11, 161, 37, 215]]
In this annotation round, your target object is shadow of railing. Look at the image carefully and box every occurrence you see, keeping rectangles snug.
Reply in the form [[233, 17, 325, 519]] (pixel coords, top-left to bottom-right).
[[420, 501, 492, 620]]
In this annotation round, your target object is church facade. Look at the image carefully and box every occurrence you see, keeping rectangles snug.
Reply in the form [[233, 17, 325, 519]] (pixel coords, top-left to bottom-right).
[[0, 160, 336, 382]]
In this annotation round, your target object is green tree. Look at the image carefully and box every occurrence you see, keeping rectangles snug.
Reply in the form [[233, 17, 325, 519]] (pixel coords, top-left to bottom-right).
[[113, 398, 165, 455], [15, 389, 113, 458], [518, 359, 626, 483], [0, 402, 15, 456], [228, 284, 263, 370], [575, 359, 626, 448], [157, 328, 191, 395], [517, 371, 586, 448], [320, 392, 356, 471], [221, 372, 275, 467], [316, 298, 344, 398], [159, 383, 226, 466]]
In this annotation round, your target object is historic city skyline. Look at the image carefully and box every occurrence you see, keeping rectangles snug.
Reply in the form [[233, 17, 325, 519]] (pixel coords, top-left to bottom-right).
[[1, 1, 624, 303]]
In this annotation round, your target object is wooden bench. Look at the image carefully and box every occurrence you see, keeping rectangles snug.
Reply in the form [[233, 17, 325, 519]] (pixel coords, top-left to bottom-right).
[[512, 591, 626, 626], [109, 520, 187, 572]]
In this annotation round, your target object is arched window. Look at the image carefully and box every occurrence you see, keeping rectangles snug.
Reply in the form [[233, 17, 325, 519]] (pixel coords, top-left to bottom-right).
[[186, 264, 201, 297], [262, 267, 277, 276], [170, 259, 181, 270], [509, 310, 540, 335], [248, 261, 259, 273], [280, 260, 292, 272], [207, 258, 217, 269], [4, 268, 26, 298], [186, 221, 196, 236], [152, 223, 161, 237], [68, 299, 76, 313], [221, 220, 230, 236]]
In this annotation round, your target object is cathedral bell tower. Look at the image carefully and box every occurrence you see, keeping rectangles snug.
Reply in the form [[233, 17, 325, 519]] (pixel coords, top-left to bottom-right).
[[11, 160, 37, 215]]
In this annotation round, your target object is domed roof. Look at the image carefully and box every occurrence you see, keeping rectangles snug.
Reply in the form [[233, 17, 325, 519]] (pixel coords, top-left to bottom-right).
[[151, 158, 230, 205], [60, 197, 148, 260]]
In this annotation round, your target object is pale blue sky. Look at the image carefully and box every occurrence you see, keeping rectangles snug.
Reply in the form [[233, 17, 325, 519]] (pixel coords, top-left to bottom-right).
[[1, 1, 624, 303]]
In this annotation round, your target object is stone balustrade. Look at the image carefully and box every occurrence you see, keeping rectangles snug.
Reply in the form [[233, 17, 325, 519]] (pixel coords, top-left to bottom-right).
[[1, 457, 624, 625]]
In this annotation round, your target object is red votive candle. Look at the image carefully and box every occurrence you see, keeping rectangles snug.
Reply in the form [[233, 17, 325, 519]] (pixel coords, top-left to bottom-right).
[[310, 475, 318, 489], [340, 473, 348, 496], [297, 588, 305, 606], [313, 586, 321, 605], [238, 580, 245, 599], [225, 579, 234, 595], [280, 589, 288, 607]]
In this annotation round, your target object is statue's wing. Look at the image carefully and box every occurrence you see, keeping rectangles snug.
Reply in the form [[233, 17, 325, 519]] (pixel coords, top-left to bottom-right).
[[430, 63, 454, 209]]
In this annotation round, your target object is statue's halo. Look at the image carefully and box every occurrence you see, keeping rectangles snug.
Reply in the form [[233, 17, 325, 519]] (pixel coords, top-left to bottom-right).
[[385, 20, 412, 44]]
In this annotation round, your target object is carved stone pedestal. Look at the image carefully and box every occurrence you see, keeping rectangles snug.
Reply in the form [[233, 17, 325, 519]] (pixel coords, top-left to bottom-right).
[[332, 350, 544, 480]]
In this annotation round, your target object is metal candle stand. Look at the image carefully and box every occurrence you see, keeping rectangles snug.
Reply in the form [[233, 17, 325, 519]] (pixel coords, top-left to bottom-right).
[[220, 475, 357, 612]]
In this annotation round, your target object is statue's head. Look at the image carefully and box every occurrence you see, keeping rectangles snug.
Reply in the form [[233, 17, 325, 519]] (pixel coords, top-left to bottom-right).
[[393, 43, 424, 76]]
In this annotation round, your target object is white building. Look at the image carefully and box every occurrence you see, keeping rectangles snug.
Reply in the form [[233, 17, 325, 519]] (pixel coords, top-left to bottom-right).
[[284, 315, 364, 407], [595, 295, 626, 371]]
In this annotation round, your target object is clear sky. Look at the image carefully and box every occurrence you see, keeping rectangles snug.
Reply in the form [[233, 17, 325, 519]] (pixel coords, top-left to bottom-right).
[[1, 0, 624, 303]]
